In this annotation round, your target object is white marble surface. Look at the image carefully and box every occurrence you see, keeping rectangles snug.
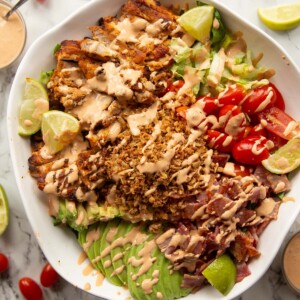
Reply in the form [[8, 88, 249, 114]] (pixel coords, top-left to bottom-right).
[[0, 0, 300, 299]]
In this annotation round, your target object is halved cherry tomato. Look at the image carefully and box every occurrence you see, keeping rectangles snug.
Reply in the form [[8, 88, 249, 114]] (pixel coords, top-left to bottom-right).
[[19, 277, 43, 300], [248, 124, 267, 137], [176, 106, 188, 119], [218, 84, 245, 106], [196, 95, 219, 114], [207, 130, 236, 153], [0, 253, 9, 273], [269, 83, 285, 111], [232, 136, 270, 165], [40, 262, 59, 288], [258, 107, 300, 140], [167, 80, 184, 92], [242, 85, 277, 115], [219, 105, 247, 139]]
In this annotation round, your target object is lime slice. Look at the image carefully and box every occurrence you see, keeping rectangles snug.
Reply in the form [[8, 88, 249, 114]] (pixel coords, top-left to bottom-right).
[[178, 6, 214, 43], [0, 184, 9, 235], [18, 78, 49, 136], [262, 138, 300, 174], [202, 254, 236, 295], [258, 3, 300, 31], [41, 110, 80, 155]]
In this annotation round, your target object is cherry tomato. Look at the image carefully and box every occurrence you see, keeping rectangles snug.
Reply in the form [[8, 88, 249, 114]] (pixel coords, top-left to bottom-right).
[[40, 262, 59, 288], [207, 130, 236, 153], [175, 106, 188, 119], [196, 95, 219, 114], [269, 83, 285, 111], [218, 84, 245, 106], [232, 136, 270, 165], [19, 277, 43, 300], [0, 253, 9, 273], [219, 105, 247, 139], [248, 124, 267, 137], [242, 85, 277, 115], [258, 107, 300, 140], [266, 131, 287, 150], [167, 80, 184, 92]]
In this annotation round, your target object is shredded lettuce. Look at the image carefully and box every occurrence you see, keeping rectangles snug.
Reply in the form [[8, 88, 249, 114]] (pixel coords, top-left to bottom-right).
[[40, 70, 54, 86]]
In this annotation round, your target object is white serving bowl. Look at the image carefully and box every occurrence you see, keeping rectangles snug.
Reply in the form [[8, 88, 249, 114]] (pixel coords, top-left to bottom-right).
[[7, 0, 300, 299]]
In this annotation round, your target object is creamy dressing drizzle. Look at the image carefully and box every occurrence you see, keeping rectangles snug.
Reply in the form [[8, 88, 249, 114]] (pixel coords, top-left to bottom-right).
[[127, 101, 159, 136]]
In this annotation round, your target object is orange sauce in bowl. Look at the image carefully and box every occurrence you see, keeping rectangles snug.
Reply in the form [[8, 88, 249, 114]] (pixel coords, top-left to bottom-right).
[[0, 1, 26, 69], [283, 232, 300, 294]]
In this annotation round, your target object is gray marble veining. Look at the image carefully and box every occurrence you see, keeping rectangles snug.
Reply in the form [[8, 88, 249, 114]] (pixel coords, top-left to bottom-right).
[[0, 0, 299, 299]]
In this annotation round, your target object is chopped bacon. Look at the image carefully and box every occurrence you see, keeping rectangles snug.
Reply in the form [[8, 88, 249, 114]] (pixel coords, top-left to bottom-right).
[[236, 262, 251, 282], [181, 274, 205, 290]]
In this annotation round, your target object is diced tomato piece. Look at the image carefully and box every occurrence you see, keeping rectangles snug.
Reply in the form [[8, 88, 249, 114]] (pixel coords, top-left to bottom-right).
[[242, 85, 277, 115], [232, 136, 270, 165], [258, 107, 300, 140], [207, 130, 236, 153], [266, 131, 287, 150], [218, 84, 245, 106], [269, 83, 285, 111], [167, 80, 184, 92], [196, 96, 219, 115], [223, 162, 252, 177], [176, 106, 188, 119], [219, 105, 247, 139]]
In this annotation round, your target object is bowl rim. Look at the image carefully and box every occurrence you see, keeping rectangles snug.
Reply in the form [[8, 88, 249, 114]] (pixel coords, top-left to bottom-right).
[[6, 0, 300, 299]]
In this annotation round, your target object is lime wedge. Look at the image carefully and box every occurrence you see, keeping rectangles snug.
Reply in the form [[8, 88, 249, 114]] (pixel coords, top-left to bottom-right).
[[202, 254, 236, 295], [262, 138, 300, 174], [18, 78, 49, 136], [0, 184, 9, 235], [178, 6, 214, 44], [258, 3, 300, 31], [41, 110, 80, 155]]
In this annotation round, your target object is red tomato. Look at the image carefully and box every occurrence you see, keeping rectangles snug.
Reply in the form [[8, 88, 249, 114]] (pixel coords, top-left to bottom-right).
[[258, 107, 299, 140], [167, 80, 184, 92], [196, 95, 219, 114], [19, 277, 43, 300], [207, 130, 236, 153], [269, 83, 285, 111], [219, 105, 247, 139], [242, 85, 277, 115], [218, 84, 245, 106], [175, 106, 188, 119], [40, 263, 59, 288], [248, 124, 267, 137], [223, 162, 252, 177], [266, 131, 287, 150], [0, 253, 9, 273], [232, 136, 270, 165]]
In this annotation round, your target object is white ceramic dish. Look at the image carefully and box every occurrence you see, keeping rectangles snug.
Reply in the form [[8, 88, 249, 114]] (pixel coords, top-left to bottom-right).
[[7, 0, 300, 299]]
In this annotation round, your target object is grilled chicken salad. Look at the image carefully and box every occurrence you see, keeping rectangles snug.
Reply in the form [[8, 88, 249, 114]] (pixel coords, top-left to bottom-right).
[[19, 0, 300, 298]]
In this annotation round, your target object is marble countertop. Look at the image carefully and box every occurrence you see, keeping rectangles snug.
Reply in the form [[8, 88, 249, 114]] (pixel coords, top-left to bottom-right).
[[0, 0, 299, 299]]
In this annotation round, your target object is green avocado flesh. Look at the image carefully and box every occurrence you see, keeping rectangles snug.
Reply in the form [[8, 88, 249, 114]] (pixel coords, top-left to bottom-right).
[[78, 220, 192, 300]]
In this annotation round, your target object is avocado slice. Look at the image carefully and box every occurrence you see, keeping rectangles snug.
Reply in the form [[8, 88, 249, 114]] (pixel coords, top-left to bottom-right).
[[110, 220, 146, 286], [91, 221, 107, 276], [127, 232, 192, 300], [97, 219, 123, 286]]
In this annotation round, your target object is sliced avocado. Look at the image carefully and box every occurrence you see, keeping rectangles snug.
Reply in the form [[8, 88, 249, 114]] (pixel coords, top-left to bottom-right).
[[110, 220, 143, 286], [97, 219, 123, 286], [127, 232, 192, 300], [91, 221, 107, 276]]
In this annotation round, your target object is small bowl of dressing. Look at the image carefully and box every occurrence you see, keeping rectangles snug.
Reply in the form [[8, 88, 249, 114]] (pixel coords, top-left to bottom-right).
[[282, 231, 300, 295], [0, 0, 26, 70]]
